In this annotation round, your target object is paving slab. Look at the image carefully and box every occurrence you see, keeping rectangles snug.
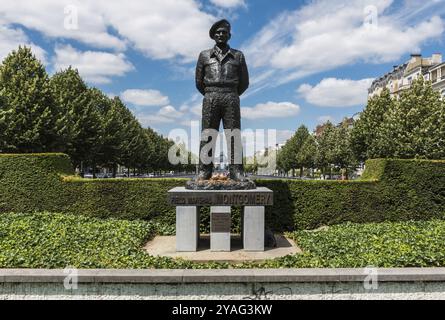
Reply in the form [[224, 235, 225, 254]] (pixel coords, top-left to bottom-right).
[[144, 234, 301, 263]]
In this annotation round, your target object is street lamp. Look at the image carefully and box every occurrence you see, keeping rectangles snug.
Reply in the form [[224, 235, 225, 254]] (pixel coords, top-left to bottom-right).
[[275, 143, 279, 176]]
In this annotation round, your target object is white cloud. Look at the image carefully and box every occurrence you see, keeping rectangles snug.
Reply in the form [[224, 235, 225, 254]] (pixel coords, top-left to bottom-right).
[[210, 0, 246, 9], [0, 1, 126, 51], [97, 0, 215, 62], [0, 24, 47, 64], [0, 0, 215, 62], [297, 78, 374, 107], [121, 89, 170, 107], [242, 0, 445, 90], [177, 93, 202, 121], [159, 105, 183, 118], [191, 104, 202, 117], [241, 102, 301, 120], [276, 130, 294, 145], [138, 114, 174, 126], [53, 45, 134, 84], [136, 105, 184, 126]]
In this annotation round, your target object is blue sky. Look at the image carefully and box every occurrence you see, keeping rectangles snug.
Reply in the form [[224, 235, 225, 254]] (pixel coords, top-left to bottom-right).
[[1, 0, 445, 148]]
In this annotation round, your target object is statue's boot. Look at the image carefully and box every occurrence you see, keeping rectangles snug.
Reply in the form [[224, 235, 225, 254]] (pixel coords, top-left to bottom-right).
[[229, 165, 248, 182], [196, 165, 213, 181]]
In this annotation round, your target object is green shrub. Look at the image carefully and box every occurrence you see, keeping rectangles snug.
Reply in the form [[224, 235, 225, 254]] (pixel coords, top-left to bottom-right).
[[0, 212, 227, 269], [3, 212, 445, 268], [250, 220, 445, 268], [0, 153, 73, 213], [0, 154, 444, 231]]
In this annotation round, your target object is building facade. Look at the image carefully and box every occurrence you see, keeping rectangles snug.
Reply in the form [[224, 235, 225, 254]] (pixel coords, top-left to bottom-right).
[[368, 53, 445, 98]]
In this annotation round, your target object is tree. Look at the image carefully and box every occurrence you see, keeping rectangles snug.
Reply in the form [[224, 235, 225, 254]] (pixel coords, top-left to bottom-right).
[[277, 145, 292, 176], [50, 68, 102, 172], [0, 94, 6, 151], [82, 88, 114, 177], [292, 125, 311, 176], [352, 77, 445, 161], [351, 88, 393, 161], [279, 125, 310, 176], [98, 97, 127, 176], [330, 119, 356, 179], [0, 46, 62, 153], [381, 77, 445, 159], [144, 127, 164, 173], [243, 156, 258, 174], [315, 121, 335, 178], [296, 134, 317, 177]]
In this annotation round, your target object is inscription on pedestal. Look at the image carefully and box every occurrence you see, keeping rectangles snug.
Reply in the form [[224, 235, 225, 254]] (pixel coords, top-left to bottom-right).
[[211, 212, 231, 233], [169, 187, 273, 253], [168, 187, 273, 206]]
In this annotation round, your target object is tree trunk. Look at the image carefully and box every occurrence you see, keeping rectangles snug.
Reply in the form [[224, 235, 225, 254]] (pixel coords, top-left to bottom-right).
[[112, 163, 117, 178], [92, 160, 96, 179], [341, 168, 348, 180]]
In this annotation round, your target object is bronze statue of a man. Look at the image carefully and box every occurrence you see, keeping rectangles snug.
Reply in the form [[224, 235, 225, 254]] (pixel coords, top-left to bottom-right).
[[195, 19, 249, 181]]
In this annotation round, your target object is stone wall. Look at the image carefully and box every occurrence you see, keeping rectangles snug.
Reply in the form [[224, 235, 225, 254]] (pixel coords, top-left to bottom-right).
[[2, 268, 445, 300]]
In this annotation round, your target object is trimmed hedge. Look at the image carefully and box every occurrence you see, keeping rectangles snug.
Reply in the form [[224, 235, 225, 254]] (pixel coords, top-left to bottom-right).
[[260, 159, 445, 230], [0, 154, 444, 231], [0, 153, 73, 213]]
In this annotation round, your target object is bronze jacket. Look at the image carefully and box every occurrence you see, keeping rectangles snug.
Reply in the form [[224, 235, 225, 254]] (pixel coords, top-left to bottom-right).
[[195, 46, 249, 96]]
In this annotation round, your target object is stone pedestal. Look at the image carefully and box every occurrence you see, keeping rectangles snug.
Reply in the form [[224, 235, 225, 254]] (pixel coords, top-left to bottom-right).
[[168, 187, 273, 253], [210, 206, 231, 252], [176, 206, 199, 252], [243, 206, 265, 251]]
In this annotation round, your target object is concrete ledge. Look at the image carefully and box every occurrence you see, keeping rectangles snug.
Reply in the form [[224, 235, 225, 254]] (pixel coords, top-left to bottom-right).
[[2, 268, 445, 284], [144, 234, 300, 262]]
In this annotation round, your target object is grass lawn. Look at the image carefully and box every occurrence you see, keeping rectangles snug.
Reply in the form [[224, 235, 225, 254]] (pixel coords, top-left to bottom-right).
[[1, 212, 445, 269]]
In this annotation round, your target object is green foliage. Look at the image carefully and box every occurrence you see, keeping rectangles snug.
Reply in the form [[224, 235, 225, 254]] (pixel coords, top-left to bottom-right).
[[296, 134, 317, 173], [1, 154, 445, 233], [351, 88, 393, 161], [0, 212, 227, 269], [314, 121, 336, 177], [329, 119, 356, 173], [352, 78, 445, 160], [253, 220, 445, 268], [3, 212, 445, 268], [0, 153, 73, 214], [144, 127, 175, 173], [384, 77, 445, 159], [277, 125, 310, 175], [0, 46, 62, 153], [50, 68, 103, 169], [0, 46, 188, 174]]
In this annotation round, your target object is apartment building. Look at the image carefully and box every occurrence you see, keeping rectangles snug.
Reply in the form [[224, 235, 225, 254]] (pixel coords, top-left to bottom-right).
[[368, 53, 445, 98]]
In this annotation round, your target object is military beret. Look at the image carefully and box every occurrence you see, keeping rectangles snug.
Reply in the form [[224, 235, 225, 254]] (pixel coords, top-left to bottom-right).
[[209, 19, 231, 39]]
